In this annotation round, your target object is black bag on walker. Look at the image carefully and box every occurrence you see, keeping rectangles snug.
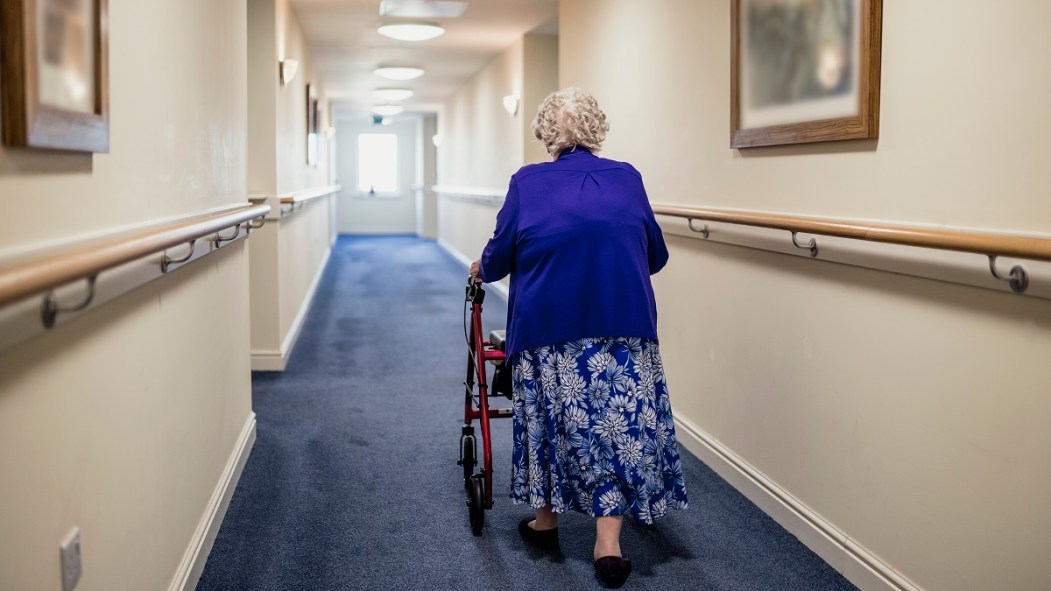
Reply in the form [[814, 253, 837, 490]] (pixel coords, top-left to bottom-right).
[[488, 329, 512, 399], [492, 360, 512, 399]]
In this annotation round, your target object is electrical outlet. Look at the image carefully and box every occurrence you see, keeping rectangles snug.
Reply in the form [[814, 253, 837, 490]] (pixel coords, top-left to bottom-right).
[[59, 527, 82, 591]]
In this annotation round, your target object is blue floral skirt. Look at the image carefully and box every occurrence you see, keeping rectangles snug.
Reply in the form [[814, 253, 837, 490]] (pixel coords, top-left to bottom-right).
[[510, 337, 688, 524]]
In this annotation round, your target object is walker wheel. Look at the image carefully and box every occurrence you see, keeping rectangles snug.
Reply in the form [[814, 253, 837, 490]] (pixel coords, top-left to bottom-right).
[[459, 435, 476, 490], [468, 474, 485, 536]]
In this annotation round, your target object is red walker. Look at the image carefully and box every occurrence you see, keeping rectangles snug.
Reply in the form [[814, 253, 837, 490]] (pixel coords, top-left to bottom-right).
[[459, 277, 513, 535]]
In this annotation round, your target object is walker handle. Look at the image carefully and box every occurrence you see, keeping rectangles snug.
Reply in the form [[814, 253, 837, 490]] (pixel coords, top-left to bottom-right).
[[466, 275, 485, 303]]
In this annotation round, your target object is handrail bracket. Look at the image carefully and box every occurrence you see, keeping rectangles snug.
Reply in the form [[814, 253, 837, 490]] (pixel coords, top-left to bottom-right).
[[988, 255, 1029, 294], [161, 239, 197, 273], [791, 232, 819, 258], [41, 275, 97, 329], [212, 224, 242, 246], [687, 219, 710, 239]]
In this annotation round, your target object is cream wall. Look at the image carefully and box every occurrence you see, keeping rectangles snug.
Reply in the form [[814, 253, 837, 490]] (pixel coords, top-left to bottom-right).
[[436, 198, 506, 269], [0, 2, 251, 590], [278, 204, 333, 339], [248, 0, 335, 369], [522, 34, 559, 165], [416, 114, 439, 238], [436, 34, 558, 264], [249, 223, 281, 352], [559, 1, 1051, 590], [247, 0, 277, 195], [275, 0, 331, 195], [439, 38, 525, 188]]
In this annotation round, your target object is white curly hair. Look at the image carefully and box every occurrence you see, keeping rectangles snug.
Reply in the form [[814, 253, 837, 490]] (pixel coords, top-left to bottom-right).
[[531, 87, 610, 158]]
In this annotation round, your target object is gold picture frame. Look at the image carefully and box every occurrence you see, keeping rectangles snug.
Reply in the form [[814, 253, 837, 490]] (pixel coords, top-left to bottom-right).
[[731, 0, 882, 149], [1, 0, 109, 152]]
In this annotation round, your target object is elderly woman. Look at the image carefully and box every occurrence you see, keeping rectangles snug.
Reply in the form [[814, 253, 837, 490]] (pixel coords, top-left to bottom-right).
[[470, 87, 687, 588]]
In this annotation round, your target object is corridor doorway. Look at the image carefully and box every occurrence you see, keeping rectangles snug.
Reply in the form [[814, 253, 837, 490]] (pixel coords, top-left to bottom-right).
[[335, 118, 417, 234]]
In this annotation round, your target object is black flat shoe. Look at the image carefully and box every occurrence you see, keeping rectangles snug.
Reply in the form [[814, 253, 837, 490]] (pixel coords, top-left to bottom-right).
[[594, 556, 632, 588], [517, 518, 559, 551]]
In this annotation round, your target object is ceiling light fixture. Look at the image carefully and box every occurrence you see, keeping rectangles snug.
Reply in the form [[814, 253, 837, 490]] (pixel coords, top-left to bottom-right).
[[377, 22, 445, 42], [373, 88, 414, 101], [380, 1, 468, 19], [372, 105, 405, 116], [374, 66, 425, 81]]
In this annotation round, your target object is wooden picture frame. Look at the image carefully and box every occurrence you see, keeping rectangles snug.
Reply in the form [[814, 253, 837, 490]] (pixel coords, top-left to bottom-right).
[[731, 0, 882, 149], [306, 83, 319, 167], [1, 0, 109, 152]]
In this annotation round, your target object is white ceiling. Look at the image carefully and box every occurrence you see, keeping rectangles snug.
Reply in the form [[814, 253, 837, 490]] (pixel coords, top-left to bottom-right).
[[290, 0, 559, 119]]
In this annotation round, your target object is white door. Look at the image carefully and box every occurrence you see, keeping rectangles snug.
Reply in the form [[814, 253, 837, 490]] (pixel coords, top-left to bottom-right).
[[336, 119, 417, 234]]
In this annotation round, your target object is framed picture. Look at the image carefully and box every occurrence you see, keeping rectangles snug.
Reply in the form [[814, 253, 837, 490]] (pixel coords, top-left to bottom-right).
[[306, 83, 319, 167], [731, 0, 882, 149], [1, 0, 109, 152]]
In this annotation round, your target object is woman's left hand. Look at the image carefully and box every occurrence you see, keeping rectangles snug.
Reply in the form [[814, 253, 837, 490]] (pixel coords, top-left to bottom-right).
[[470, 259, 481, 283]]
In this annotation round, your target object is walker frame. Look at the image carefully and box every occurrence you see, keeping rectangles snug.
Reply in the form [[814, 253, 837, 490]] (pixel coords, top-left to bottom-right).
[[458, 277, 512, 535]]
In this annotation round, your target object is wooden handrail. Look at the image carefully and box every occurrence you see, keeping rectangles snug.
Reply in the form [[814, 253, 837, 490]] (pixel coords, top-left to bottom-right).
[[0, 203, 270, 308], [279, 184, 341, 205], [652, 204, 1051, 263], [432, 185, 506, 207]]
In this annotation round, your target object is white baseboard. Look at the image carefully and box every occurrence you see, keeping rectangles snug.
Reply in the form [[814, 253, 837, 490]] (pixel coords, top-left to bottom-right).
[[249, 349, 285, 371], [672, 415, 922, 591], [436, 237, 510, 300], [169, 412, 257, 591], [250, 247, 331, 371]]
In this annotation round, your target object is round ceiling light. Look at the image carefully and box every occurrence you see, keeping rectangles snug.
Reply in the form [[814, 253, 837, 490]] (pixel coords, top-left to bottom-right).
[[377, 22, 445, 42], [373, 88, 414, 101], [374, 66, 424, 81], [371, 105, 405, 116]]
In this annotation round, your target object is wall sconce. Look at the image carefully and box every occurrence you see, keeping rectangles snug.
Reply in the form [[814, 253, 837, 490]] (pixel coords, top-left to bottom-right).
[[502, 95, 519, 117], [431, 134, 442, 147], [280, 59, 299, 86]]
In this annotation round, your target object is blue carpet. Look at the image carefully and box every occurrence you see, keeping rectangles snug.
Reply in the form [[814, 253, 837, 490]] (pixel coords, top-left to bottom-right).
[[196, 235, 858, 591]]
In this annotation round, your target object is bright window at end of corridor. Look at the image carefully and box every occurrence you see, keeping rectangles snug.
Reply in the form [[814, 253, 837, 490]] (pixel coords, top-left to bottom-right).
[[357, 133, 399, 195]]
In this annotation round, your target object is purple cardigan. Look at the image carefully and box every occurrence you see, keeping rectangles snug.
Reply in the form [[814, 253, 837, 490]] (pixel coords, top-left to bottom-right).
[[479, 147, 669, 357]]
